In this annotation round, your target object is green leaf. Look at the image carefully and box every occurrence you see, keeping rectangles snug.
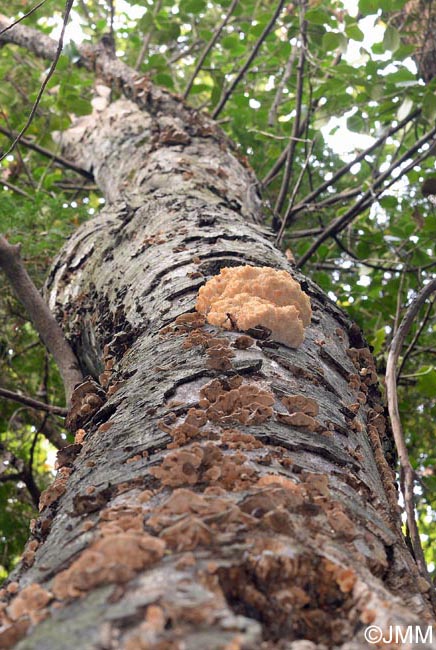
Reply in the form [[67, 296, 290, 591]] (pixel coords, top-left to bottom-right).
[[383, 26, 400, 52], [347, 113, 365, 132], [417, 368, 436, 399], [345, 24, 364, 42], [371, 327, 386, 355], [154, 73, 174, 89], [358, 0, 380, 15], [305, 8, 330, 25], [183, 0, 207, 13], [322, 32, 348, 53], [422, 92, 436, 122], [221, 35, 246, 56]]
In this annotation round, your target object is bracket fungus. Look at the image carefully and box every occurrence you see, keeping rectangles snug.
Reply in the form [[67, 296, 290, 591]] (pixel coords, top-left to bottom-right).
[[196, 265, 311, 348]]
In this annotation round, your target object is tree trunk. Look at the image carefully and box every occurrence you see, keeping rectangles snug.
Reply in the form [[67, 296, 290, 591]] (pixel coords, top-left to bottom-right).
[[1, 89, 434, 650]]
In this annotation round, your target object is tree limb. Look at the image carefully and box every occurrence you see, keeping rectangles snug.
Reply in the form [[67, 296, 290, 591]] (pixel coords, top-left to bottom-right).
[[277, 108, 421, 222], [0, 235, 82, 405], [296, 123, 436, 268], [0, 177, 31, 198], [0, 387, 67, 416], [211, 0, 286, 119], [386, 278, 436, 594], [268, 44, 297, 126], [0, 0, 74, 164], [273, 2, 307, 220], [184, 0, 238, 100], [0, 0, 46, 37], [0, 125, 93, 180], [398, 296, 436, 379]]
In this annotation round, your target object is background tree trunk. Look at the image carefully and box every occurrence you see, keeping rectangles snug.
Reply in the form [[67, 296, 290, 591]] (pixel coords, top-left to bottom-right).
[[1, 91, 434, 649]]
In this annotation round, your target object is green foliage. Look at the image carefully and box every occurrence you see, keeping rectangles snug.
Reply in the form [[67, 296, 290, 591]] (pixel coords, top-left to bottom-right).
[[0, 0, 435, 577]]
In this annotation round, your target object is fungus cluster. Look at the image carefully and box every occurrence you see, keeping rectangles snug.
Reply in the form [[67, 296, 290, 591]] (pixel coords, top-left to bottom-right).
[[196, 265, 311, 348], [52, 532, 165, 600], [200, 377, 275, 425]]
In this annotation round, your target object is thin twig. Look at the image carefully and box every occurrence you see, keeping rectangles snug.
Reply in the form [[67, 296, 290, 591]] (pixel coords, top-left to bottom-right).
[[108, 0, 115, 44], [0, 0, 74, 164], [386, 278, 436, 596], [268, 44, 297, 126], [398, 296, 436, 379], [134, 0, 162, 70], [0, 178, 31, 198], [273, 2, 307, 220], [276, 137, 314, 245], [274, 108, 421, 218], [0, 0, 46, 36], [211, 0, 286, 119], [296, 124, 436, 268], [183, 0, 239, 99], [0, 235, 82, 405], [0, 387, 67, 416], [0, 107, 37, 188], [0, 125, 93, 180], [262, 53, 342, 186]]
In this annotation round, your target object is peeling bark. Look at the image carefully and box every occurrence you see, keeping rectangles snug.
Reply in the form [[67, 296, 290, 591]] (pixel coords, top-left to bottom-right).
[[1, 94, 435, 650]]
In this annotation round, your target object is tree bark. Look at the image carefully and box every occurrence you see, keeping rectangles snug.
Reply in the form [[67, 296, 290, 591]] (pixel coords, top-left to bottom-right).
[[1, 88, 435, 650]]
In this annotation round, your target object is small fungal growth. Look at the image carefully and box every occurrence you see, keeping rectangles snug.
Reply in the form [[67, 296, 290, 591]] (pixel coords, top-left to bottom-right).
[[196, 265, 311, 348]]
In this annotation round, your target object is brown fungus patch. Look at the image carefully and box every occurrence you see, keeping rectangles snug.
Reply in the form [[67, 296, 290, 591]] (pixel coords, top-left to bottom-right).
[[276, 411, 319, 431], [38, 467, 72, 512], [200, 378, 275, 426], [7, 583, 53, 624], [215, 541, 356, 644], [150, 442, 258, 491], [196, 265, 311, 348], [281, 394, 319, 417], [52, 532, 166, 600]]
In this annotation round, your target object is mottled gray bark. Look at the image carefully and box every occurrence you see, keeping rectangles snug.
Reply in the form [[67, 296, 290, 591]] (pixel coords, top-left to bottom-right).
[[1, 90, 435, 650]]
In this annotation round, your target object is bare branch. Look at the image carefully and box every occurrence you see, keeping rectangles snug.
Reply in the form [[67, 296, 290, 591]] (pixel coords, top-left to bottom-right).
[[386, 278, 436, 591], [135, 0, 162, 70], [0, 235, 82, 405], [398, 296, 436, 379], [276, 136, 314, 246], [0, 178, 31, 198], [296, 124, 436, 268], [262, 53, 342, 186], [183, 0, 239, 100], [0, 0, 46, 37], [280, 108, 421, 223], [0, 125, 93, 180], [211, 0, 286, 119], [0, 0, 74, 164], [0, 387, 67, 416], [268, 44, 297, 126], [273, 3, 307, 219]]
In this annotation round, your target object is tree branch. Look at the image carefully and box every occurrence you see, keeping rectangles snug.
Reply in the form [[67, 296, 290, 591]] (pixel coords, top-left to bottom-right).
[[0, 236, 82, 405], [0, 178, 31, 198], [134, 0, 162, 70], [211, 0, 286, 119], [0, 387, 67, 416], [398, 296, 436, 379], [296, 123, 436, 268], [273, 2, 307, 221], [0, 0, 74, 164], [183, 0, 238, 100], [268, 44, 297, 126], [0, 0, 46, 37], [386, 278, 436, 592], [279, 108, 421, 223], [0, 125, 93, 180]]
